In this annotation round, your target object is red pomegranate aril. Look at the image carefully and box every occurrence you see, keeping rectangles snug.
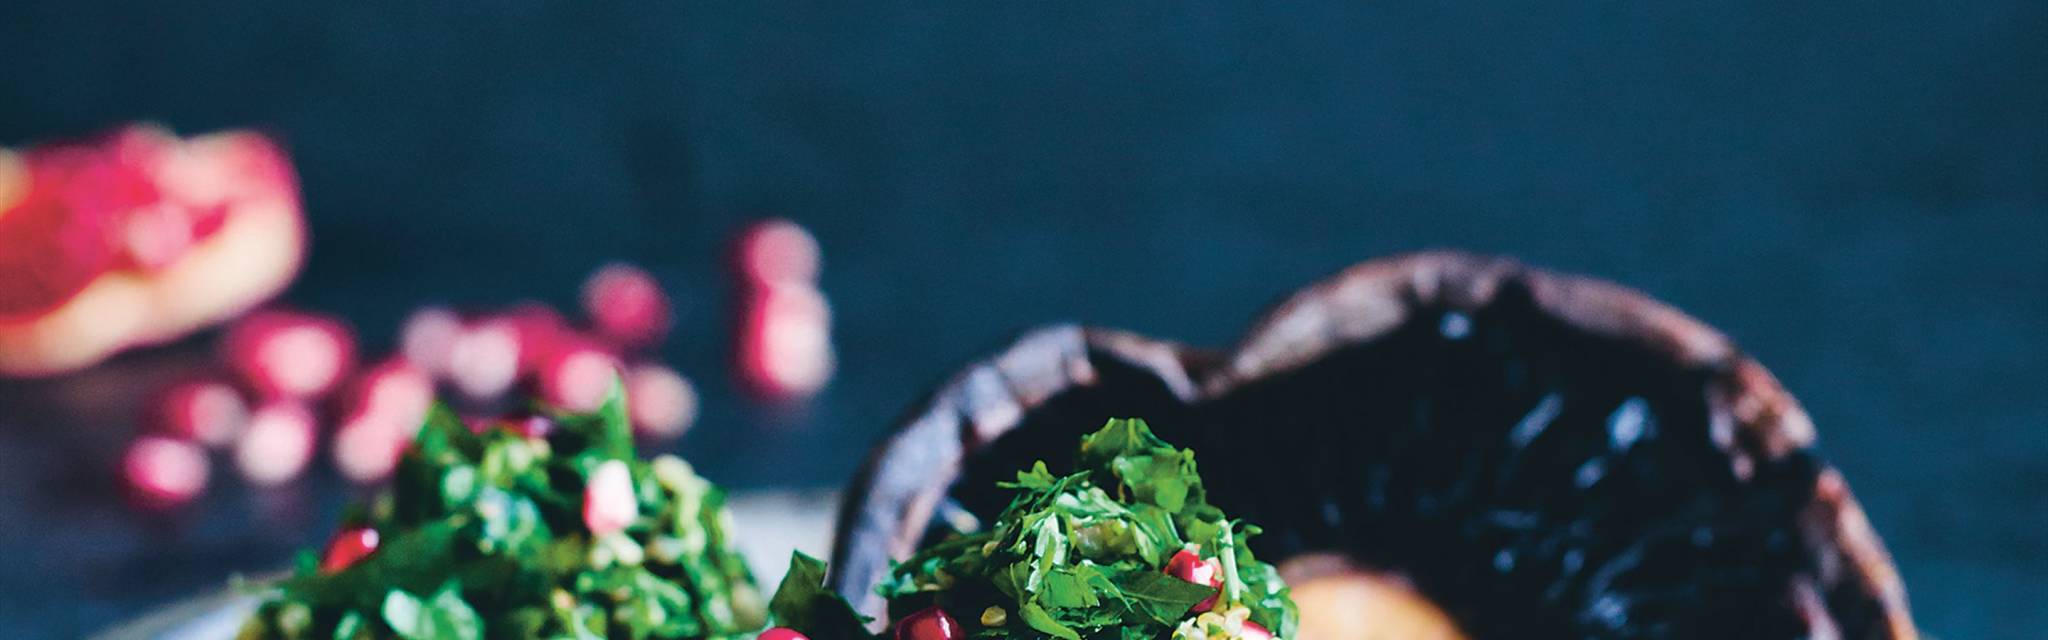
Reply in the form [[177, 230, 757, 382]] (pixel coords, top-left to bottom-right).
[[398, 306, 463, 377], [328, 359, 433, 484], [895, 606, 960, 640], [736, 218, 821, 286], [626, 363, 697, 440], [581, 263, 671, 350], [758, 627, 809, 640], [582, 459, 639, 536], [446, 318, 521, 401], [119, 202, 197, 272], [235, 402, 317, 486], [332, 413, 408, 484], [502, 301, 569, 375], [0, 147, 120, 321], [223, 310, 357, 400], [156, 127, 296, 218], [540, 338, 621, 413], [319, 527, 380, 573], [122, 435, 209, 509], [345, 358, 433, 426], [1166, 549, 1223, 612], [149, 378, 249, 447], [737, 284, 834, 399], [1238, 620, 1273, 640]]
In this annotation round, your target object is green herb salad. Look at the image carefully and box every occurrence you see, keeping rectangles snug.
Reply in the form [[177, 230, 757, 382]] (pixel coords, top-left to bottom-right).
[[764, 418, 1298, 640], [239, 386, 764, 640]]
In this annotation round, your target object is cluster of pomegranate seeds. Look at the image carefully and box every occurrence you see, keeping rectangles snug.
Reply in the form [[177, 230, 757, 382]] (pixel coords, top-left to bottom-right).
[[147, 379, 249, 447], [1166, 548, 1225, 612], [734, 219, 834, 399], [331, 358, 435, 483], [115, 255, 720, 506], [117, 309, 351, 505], [221, 310, 358, 400], [393, 271, 693, 439], [895, 606, 961, 640]]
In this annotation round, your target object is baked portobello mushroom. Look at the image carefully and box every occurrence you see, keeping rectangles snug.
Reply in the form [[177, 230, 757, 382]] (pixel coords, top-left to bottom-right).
[[831, 252, 1914, 639]]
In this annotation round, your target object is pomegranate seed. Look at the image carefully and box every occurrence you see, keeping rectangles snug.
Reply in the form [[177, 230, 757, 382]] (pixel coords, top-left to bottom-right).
[[735, 219, 821, 286], [737, 284, 834, 399], [398, 306, 463, 377], [319, 527, 380, 573], [582, 459, 639, 536], [1165, 549, 1223, 612], [148, 378, 249, 447], [758, 628, 809, 640], [502, 301, 569, 376], [1239, 620, 1274, 640], [122, 436, 209, 509], [223, 310, 357, 400], [235, 402, 318, 486], [539, 338, 621, 413], [446, 318, 521, 401], [119, 202, 196, 271], [328, 359, 433, 484], [331, 413, 408, 484], [895, 606, 960, 640], [580, 263, 671, 350], [344, 358, 434, 427], [625, 363, 697, 440]]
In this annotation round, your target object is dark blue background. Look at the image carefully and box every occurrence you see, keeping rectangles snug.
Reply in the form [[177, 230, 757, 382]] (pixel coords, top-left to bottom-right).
[[1, 2, 2042, 638]]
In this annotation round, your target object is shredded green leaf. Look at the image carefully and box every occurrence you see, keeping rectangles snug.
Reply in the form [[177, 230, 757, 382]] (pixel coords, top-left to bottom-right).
[[777, 418, 1298, 640], [239, 383, 764, 639]]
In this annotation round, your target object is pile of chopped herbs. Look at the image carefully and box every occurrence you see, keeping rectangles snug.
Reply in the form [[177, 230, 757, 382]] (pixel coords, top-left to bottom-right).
[[239, 386, 764, 640], [769, 418, 1298, 640]]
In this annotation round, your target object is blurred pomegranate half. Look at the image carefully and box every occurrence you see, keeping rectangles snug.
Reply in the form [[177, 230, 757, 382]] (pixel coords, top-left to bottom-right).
[[833, 252, 1916, 639], [0, 124, 304, 376]]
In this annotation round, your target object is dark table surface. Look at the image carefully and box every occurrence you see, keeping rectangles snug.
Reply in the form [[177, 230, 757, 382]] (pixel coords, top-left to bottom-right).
[[2, 2, 2044, 638]]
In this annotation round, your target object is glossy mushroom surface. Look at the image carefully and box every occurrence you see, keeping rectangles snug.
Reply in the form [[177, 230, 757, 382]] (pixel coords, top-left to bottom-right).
[[832, 252, 1914, 639]]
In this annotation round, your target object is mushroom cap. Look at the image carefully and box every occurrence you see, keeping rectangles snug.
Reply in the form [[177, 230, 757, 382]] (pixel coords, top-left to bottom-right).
[[831, 251, 1915, 639]]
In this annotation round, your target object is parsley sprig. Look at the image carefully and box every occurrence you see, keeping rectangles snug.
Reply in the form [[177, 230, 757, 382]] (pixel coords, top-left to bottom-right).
[[778, 418, 1298, 640]]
